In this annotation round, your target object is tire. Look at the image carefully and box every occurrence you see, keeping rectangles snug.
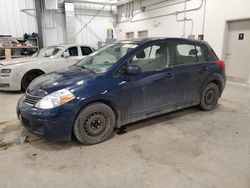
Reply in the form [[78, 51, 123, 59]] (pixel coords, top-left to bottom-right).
[[200, 83, 220, 111], [21, 70, 44, 91], [73, 103, 116, 145]]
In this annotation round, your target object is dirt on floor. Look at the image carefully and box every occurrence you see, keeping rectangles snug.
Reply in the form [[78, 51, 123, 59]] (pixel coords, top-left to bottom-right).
[[0, 83, 249, 188], [0, 120, 40, 151]]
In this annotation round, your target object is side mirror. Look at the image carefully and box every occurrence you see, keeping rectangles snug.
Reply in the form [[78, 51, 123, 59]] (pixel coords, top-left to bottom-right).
[[126, 65, 142, 76], [62, 51, 70, 58]]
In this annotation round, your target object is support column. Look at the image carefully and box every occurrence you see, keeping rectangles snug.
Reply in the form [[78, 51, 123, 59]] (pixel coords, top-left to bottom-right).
[[34, 0, 44, 48]]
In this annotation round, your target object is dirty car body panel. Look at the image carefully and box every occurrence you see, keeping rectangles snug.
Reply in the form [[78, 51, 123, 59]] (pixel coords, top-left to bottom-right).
[[17, 38, 226, 140]]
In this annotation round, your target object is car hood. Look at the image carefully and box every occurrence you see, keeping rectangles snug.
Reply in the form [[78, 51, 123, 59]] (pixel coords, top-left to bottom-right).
[[0, 57, 49, 66], [26, 67, 96, 97]]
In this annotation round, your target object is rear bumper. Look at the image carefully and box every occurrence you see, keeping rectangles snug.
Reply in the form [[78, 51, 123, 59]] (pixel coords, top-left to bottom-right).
[[221, 73, 226, 94], [16, 96, 76, 141]]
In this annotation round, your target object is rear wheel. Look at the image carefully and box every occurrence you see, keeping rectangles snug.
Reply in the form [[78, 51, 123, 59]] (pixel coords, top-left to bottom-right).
[[200, 83, 220, 111], [73, 103, 116, 145], [21, 70, 44, 91]]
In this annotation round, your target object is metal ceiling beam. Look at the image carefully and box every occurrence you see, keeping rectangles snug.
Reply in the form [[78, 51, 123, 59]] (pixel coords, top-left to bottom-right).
[[116, 0, 134, 6], [66, 0, 134, 6], [67, 0, 115, 5]]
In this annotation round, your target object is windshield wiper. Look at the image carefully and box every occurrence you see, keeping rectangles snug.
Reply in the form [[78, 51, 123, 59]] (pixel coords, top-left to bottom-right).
[[82, 66, 97, 73], [74, 65, 96, 73]]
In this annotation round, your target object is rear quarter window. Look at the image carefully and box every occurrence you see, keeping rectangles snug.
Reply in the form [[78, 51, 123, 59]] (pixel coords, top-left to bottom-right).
[[203, 45, 219, 62]]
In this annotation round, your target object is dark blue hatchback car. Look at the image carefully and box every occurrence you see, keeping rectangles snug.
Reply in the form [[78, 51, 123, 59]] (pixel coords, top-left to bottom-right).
[[17, 38, 226, 145]]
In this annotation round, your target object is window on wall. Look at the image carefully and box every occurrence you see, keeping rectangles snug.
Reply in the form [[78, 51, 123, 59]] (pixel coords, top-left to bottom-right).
[[126, 32, 134, 39], [174, 43, 204, 65], [138, 30, 148, 38]]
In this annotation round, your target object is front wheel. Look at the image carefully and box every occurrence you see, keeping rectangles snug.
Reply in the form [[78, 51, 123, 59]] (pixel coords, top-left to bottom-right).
[[73, 103, 116, 145], [200, 83, 220, 111], [21, 71, 44, 91]]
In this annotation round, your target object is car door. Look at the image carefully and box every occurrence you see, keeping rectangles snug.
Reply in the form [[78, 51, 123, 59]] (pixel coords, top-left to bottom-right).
[[39, 46, 72, 73], [172, 42, 209, 107], [125, 42, 176, 119]]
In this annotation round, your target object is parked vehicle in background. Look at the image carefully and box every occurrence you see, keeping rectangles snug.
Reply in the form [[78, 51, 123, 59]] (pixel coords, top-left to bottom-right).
[[17, 38, 226, 145], [0, 44, 95, 91]]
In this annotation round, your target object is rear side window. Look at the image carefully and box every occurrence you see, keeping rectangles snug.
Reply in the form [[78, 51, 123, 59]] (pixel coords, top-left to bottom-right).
[[174, 43, 204, 65], [68, 47, 78, 56], [81, 46, 93, 56]]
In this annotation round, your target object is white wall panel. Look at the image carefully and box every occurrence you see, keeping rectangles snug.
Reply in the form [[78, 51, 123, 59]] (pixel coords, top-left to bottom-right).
[[44, 2, 114, 48], [75, 15, 112, 48], [204, 0, 250, 59], [116, 0, 250, 59], [75, 2, 114, 48], [0, 0, 37, 37], [0, 0, 114, 48], [42, 11, 66, 46], [116, 0, 204, 39]]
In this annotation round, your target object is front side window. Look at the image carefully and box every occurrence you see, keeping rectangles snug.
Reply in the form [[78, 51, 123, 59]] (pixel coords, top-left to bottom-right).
[[34, 46, 63, 58], [174, 43, 204, 65], [75, 43, 138, 72], [129, 43, 171, 72]]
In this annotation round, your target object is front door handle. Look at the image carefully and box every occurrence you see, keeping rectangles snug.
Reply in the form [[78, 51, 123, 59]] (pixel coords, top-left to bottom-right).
[[198, 66, 208, 73]]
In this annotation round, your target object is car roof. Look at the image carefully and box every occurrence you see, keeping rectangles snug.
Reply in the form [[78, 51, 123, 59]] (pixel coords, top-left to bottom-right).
[[120, 37, 207, 45], [50, 43, 95, 49]]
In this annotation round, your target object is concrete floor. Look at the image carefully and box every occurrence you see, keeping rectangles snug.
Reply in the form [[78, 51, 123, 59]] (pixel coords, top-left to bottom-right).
[[0, 83, 249, 188], [0, 91, 23, 122]]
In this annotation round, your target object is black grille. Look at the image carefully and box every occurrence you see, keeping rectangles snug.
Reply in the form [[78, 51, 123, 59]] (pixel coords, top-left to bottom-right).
[[24, 94, 42, 106], [0, 83, 10, 88], [21, 116, 31, 128]]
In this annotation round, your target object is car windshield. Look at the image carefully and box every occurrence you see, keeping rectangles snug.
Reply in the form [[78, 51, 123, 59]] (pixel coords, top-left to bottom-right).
[[33, 46, 63, 58], [75, 43, 138, 72]]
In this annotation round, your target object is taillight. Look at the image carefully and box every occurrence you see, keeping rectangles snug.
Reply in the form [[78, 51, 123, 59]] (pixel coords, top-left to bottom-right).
[[215, 60, 225, 69]]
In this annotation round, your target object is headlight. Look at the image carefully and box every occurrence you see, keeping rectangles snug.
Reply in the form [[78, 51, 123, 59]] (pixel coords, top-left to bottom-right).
[[1, 69, 11, 73], [35, 89, 75, 109]]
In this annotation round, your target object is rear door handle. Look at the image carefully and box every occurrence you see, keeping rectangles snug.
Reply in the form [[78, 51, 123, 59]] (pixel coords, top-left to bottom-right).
[[165, 72, 173, 78], [198, 66, 208, 73]]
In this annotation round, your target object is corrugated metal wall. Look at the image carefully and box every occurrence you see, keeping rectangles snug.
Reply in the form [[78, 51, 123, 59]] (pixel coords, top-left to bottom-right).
[[42, 10, 66, 46], [0, 0, 114, 48], [0, 0, 37, 37], [75, 2, 114, 48]]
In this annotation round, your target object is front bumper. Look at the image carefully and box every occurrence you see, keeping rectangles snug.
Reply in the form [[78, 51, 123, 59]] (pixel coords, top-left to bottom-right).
[[17, 96, 76, 140], [0, 75, 21, 91]]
